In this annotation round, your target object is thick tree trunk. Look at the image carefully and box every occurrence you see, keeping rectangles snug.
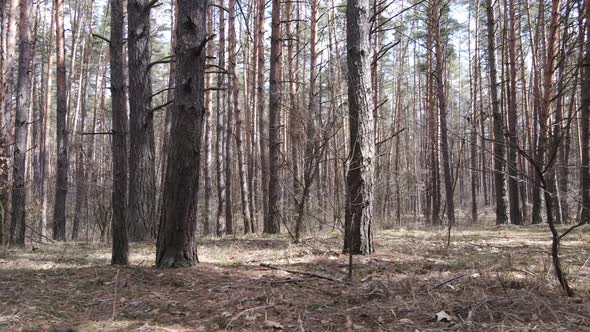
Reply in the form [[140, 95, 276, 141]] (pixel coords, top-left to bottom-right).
[[343, 0, 374, 255], [485, 0, 508, 225], [156, 0, 206, 268], [11, 0, 34, 245], [53, 0, 69, 241], [128, 0, 156, 241], [110, 0, 129, 265], [265, 0, 282, 234]]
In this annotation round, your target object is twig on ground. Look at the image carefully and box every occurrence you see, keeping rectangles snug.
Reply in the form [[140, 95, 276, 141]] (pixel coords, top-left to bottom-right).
[[259, 263, 341, 282], [112, 269, 120, 320], [428, 273, 468, 291], [225, 305, 271, 330]]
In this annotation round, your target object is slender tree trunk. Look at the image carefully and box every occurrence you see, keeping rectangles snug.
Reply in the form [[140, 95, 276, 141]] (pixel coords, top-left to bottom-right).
[[433, 0, 455, 227], [53, 0, 69, 241], [215, 0, 227, 236], [265, 0, 282, 234], [256, 0, 268, 232], [229, 0, 251, 234], [580, 0, 590, 223], [343, 0, 374, 255], [110, 0, 129, 265], [127, 0, 156, 240], [485, 0, 508, 225], [156, 0, 206, 268]]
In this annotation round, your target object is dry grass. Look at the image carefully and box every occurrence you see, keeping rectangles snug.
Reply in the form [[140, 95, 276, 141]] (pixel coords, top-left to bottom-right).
[[1, 226, 590, 331]]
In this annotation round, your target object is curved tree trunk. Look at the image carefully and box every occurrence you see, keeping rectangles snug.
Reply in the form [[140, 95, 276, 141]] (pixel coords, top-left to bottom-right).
[[343, 0, 374, 255]]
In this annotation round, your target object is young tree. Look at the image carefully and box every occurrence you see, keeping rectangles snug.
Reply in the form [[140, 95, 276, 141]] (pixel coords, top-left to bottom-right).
[[110, 0, 129, 265], [343, 0, 374, 255], [156, 0, 207, 268]]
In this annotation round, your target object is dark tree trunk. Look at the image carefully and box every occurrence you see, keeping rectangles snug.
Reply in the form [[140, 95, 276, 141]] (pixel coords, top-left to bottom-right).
[[156, 0, 206, 268], [110, 0, 129, 265], [265, 0, 282, 234], [11, 0, 34, 245], [343, 0, 374, 255], [53, 0, 69, 241], [485, 0, 508, 225], [580, 1, 590, 223], [128, 0, 156, 241]]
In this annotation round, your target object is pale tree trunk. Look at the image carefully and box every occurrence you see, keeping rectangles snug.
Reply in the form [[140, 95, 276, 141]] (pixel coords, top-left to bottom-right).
[[202, 1, 213, 236], [266, 0, 282, 234], [225, 5, 234, 234], [229, 0, 251, 234], [156, 0, 206, 268], [485, 0, 508, 225], [11, 0, 34, 245], [72, 2, 95, 240], [110, 0, 129, 265], [128, 0, 156, 240], [343, 0, 374, 255], [216, 0, 227, 236], [53, 0, 69, 241], [256, 0, 267, 232]]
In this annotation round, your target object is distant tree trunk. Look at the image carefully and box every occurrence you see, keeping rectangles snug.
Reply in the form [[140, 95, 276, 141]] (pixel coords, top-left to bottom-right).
[[229, 0, 251, 234], [202, 1, 213, 236], [256, 0, 268, 232], [72, 7, 95, 240], [53, 0, 69, 241], [433, 0, 454, 227], [580, 0, 590, 223], [127, 0, 156, 241], [343, 0, 374, 255], [156, 0, 206, 268], [40, 2, 55, 240], [485, 0, 508, 225], [506, 0, 522, 225], [265, 0, 282, 234], [110, 0, 129, 265], [11, 0, 34, 245], [215, 0, 227, 236], [294, 0, 318, 242], [224, 9, 234, 235]]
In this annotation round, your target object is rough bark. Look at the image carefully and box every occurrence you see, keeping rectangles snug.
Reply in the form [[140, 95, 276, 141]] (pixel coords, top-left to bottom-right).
[[485, 0, 508, 225], [343, 0, 374, 255], [215, 0, 227, 236], [52, 0, 69, 241], [11, 0, 34, 245], [128, 0, 156, 241], [265, 0, 282, 234], [155, 0, 206, 268], [110, 0, 129, 265]]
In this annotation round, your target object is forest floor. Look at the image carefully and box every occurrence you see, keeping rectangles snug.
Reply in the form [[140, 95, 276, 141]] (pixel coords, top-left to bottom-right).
[[1, 225, 590, 331]]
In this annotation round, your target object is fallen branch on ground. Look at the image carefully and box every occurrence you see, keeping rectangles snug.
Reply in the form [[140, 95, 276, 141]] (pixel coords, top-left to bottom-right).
[[259, 263, 341, 282]]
